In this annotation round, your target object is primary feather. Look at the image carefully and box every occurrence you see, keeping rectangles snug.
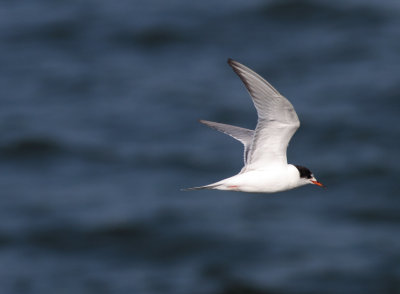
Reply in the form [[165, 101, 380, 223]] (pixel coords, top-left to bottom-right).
[[199, 120, 254, 165]]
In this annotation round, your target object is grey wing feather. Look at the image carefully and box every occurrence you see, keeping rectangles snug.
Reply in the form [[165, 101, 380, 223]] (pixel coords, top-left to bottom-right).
[[199, 120, 254, 165], [227, 59, 300, 170]]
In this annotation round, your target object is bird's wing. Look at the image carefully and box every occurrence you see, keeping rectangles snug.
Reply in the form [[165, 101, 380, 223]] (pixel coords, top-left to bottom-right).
[[199, 120, 254, 165], [228, 59, 300, 171]]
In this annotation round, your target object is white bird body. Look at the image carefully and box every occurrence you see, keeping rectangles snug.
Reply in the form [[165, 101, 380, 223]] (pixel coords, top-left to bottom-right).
[[185, 59, 324, 193], [204, 164, 307, 193]]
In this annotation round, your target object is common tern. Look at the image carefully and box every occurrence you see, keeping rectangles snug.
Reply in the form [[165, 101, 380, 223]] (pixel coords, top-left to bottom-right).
[[186, 59, 325, 193]]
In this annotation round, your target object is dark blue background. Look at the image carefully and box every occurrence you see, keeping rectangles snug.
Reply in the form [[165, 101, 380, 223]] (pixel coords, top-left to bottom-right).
[[0, 1, 399, 293]]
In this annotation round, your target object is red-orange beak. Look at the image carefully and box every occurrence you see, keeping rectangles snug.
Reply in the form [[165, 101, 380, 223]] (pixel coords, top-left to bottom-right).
[[311, 180, 326, 188]]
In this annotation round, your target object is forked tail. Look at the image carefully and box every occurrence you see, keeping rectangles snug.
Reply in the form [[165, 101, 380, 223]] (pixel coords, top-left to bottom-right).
[[181, 183, 221, 191]]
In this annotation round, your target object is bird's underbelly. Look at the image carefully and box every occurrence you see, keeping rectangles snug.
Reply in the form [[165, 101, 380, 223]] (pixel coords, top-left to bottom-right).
[[219, 170, 297, 193]]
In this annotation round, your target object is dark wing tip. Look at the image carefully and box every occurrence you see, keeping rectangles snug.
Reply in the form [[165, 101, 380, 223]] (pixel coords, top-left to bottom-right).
[[227, 58, 246, 76], [227, 58, 239, 67], [226, 59, 254, 95]]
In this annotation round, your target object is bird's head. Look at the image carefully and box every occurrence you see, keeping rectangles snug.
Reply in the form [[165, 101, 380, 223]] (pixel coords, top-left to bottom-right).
[[294, 165, 325, 188]]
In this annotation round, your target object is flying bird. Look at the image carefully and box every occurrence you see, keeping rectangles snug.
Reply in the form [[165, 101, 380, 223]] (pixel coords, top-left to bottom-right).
[[185, 59, 325, 193]]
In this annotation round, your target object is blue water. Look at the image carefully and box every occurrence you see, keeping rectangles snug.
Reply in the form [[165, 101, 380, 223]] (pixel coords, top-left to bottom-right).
[[0, 0, 399, 293]]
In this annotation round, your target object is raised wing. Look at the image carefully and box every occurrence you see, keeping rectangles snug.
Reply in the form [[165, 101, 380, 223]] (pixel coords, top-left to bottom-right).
[[228, 59, 300, 170], [199, 120, 254, 165]]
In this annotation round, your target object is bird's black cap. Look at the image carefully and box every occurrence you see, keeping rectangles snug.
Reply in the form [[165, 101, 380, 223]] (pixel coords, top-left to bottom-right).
[[294, 165, 313, 179]]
